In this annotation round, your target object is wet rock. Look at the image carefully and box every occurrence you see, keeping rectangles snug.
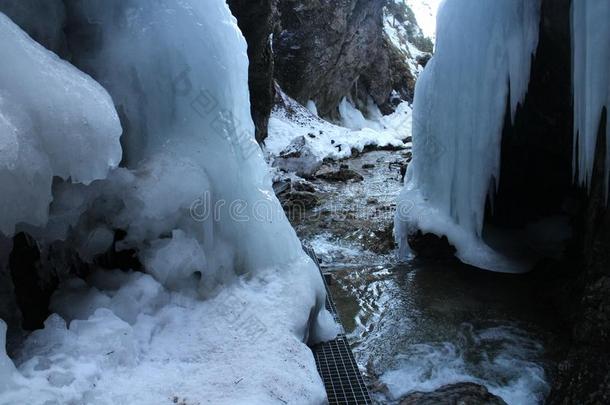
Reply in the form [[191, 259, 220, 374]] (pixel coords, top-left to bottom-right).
[[408, 231, 458, 261], [315, 167, 364, 182], [279, 191, 320, 211], [272, 179, 291, 195], [292, 179, 316, 193], [389, 160, 408, 181], [273, 135, 323, 177], [366, 222, 396, 254], [399, 383, 507, 405], [227, 0, 277, 142], [416, 53, 432, 68]]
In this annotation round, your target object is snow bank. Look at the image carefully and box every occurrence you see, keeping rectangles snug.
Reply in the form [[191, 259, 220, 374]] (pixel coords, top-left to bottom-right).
[[572, 0, 610, 196], [266, 89, 411, 175], [1, 266, 330, 404], [0, 0, 335, 402], [0, 12, 122, 236], [395, 0, 541, 273]]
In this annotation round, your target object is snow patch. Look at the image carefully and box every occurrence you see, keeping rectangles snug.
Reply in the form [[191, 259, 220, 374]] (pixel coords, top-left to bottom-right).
[[266, 89, 412, 175]]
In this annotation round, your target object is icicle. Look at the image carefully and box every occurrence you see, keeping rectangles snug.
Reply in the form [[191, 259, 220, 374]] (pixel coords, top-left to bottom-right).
[[395, 0, 541, 273], [571, 0, 610, 199]]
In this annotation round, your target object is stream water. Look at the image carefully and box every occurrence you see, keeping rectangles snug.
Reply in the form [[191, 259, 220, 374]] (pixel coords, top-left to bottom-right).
[[288, 150, 566, 404]]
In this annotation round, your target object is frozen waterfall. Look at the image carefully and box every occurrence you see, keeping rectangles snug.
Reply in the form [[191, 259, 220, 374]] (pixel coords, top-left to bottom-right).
[[0, 1, 335, 403], [394, 0, 542, 273], [572, 0, 610, 197]]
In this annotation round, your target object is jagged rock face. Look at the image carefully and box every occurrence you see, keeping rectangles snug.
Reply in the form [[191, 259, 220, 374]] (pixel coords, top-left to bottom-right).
[[227, 0, 277, 143], [488, 0, 610, 402], [490, 0, 574, 228], [356, 35, 415, 115], [547, 109, 610, 405], [274, 0, 391, 118]]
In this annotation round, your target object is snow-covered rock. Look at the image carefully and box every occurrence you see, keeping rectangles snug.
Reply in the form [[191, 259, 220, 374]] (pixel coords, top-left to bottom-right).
[[266, 88, 412, 176], [274, 135, 324, 177]]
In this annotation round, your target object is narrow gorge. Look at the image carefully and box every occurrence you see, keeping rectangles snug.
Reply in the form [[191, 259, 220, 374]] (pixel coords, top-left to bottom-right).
[[0, 1, 609, 404]]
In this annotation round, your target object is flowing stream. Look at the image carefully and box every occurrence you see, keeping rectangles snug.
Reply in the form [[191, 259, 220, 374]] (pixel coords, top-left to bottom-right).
[[288, 150, 566, 404]]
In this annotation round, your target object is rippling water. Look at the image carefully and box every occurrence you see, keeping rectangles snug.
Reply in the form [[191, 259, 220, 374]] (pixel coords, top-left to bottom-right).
[[290, 150, 565, 404], [327, 262, 564, 404]]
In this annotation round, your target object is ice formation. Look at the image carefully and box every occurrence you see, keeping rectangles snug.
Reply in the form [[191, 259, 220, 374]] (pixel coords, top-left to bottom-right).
[[395, 0, 541, 273], [571, 0, 610, 196], [0, 0, 336, 403], [0, 12, 122, 236]]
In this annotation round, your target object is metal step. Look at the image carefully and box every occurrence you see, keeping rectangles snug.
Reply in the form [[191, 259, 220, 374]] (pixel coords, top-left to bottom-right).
[[303, 243, 372, 405]]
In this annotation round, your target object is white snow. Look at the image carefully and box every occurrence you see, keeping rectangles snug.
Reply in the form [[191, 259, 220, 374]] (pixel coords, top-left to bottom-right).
[[266, 88, 412, 175], [571, 0, 610, 196], [383, 0, 434, 78], [405, 0, 442, 41], [1, 265, 331, 405], [395, 0, 541, 273], [0, 12, 122, 236], [0, 1, 336, 403]]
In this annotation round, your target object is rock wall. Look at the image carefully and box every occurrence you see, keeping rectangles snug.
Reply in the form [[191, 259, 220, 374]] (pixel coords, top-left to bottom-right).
[[228, 0, 425, 130], [491, 0, 574, 228], [490, 0, 610, 402], [273, 0, 384, 118], [227, 0, 277, 143], [547, 108, 610, 405], [273, 0, 416, 119]]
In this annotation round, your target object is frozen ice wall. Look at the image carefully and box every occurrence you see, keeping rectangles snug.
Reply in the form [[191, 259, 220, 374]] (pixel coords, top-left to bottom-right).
[[572, 0, 610, 196], [0, 0, 334, 403], [395, 0, 541, 272], [64, 0, 308, 280], [0, 12, 122, 236]]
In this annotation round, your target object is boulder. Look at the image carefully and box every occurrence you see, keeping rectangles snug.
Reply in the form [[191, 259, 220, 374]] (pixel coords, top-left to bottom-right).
[[279, 191, 320, 211], [273, 135, 323, 177], [399, 383, 507, 405], [315, 167, 364, 182]]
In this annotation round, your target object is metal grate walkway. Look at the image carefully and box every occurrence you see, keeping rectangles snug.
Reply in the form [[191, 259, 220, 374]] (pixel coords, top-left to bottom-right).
[[303, 244, 372, 405]]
